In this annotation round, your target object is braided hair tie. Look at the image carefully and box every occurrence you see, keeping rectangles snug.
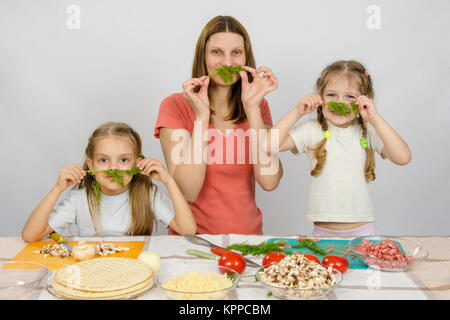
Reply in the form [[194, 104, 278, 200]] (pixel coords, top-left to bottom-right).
[[360, 137, 368, 149]]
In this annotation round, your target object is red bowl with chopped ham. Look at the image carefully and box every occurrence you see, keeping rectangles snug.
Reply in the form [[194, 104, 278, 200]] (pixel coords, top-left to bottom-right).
[[349, 236, 428, 272]]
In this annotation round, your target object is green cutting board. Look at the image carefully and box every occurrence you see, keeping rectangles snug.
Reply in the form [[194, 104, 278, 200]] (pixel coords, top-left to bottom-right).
[[268, 238, 369, 270]]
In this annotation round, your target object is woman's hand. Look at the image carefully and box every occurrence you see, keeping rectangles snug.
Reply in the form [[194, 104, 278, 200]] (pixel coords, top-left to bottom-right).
[[182, 76, 211, 120], [356, 95, 379, 122], [55, 164, 85, 193], [137, 158, 172, 185], [240, 66, 278, 109], [295, 94, 322, 116]]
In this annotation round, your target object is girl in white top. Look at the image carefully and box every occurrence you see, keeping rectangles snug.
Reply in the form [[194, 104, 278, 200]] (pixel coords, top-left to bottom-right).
[[264, 60, 412, 237], [22, 122, 196, 241]]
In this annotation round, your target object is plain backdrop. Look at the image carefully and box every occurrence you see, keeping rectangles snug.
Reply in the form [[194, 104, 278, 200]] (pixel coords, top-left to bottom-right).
[[1, 0, 449, 237]]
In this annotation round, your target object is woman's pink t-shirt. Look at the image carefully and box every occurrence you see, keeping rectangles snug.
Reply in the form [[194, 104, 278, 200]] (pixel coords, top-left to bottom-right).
[[154, 93, 273, 235]]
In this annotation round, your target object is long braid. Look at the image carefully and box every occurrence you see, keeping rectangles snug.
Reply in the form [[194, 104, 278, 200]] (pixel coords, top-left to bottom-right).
[[309, 107, 329, 177], [358, 116, 376, 181]]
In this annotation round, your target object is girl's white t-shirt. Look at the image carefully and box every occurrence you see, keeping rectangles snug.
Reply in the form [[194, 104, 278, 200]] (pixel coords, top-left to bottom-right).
[[48, 186, 174, 236], [289, 119, 384, 223]]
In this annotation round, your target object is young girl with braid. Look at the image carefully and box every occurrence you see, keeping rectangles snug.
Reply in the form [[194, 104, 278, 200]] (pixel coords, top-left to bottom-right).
[[264, 60, 411, 237]]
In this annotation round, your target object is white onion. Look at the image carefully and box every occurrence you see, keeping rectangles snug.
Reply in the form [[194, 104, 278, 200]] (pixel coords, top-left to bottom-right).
[[138, 251, 161, 272], [71, 242, 96, 261]]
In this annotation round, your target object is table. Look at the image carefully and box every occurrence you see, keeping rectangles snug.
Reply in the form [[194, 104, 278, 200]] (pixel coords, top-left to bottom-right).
[[1, 234, 449, 300]]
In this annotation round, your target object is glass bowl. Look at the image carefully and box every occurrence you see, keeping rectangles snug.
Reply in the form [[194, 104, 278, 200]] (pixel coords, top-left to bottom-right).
[[156, 264, 240, 300], [255, 265, 343, 300], [348, 236, 429, 272], [0, 261, 49, 300]]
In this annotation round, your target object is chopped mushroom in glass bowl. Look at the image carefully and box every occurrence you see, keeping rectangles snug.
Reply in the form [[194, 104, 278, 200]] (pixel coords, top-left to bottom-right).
[[256, 253, 343, 300]]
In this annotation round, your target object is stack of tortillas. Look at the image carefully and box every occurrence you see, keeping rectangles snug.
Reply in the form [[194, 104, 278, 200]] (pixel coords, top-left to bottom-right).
[[51, 257, 154, 300]]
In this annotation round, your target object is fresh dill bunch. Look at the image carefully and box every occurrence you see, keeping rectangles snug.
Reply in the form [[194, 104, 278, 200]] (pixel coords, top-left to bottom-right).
[[326, 101, 359, 116], [85, 168, 143, 205], [208, 66, 247, 84], [102, 168, 143, 186], [226, 240, 291, 256], [226, 239, 326, 256]]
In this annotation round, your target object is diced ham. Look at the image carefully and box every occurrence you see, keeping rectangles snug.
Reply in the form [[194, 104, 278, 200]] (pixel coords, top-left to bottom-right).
[[354, 239, 414, 269]]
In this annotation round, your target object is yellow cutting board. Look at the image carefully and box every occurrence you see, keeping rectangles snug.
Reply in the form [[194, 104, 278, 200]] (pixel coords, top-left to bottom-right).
[[8, 241, 146, 270]]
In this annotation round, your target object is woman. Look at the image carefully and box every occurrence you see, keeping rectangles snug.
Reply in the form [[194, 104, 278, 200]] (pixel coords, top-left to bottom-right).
[[154, 16, 283, 234]]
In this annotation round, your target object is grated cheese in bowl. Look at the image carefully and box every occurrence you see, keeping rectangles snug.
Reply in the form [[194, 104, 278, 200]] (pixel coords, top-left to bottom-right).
[[157, 268, 239, 300]]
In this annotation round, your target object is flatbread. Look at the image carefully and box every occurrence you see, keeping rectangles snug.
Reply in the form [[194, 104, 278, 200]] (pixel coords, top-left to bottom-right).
[[52, 277, 153, 300], [53, 257, 153, 293]]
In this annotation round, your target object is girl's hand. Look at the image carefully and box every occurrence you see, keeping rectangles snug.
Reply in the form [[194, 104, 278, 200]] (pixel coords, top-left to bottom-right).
[[240, 66, 278, 109], [137, 158, 172, 185], [356, 95, 379, 122], [55, 164, 85, 193], [295, 94, 322, 116], [182, 76, 211, 120]]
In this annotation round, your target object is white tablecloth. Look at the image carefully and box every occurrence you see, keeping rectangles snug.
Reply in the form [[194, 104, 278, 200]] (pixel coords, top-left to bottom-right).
[[2, 234, 448, 300]]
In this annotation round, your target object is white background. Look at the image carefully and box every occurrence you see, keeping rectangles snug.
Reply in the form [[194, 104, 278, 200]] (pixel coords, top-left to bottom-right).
[[1, 0, 449, 236]]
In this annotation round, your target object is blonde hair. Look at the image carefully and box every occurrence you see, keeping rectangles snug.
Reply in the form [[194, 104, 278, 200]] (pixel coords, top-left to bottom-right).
[[310, 60, 376, 181], [77, 122, 156, 235], [192, 15, 256, 124]]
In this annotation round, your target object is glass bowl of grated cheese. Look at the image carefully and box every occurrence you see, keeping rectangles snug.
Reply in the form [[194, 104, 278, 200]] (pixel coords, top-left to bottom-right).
[[156, 262, 240, 300]]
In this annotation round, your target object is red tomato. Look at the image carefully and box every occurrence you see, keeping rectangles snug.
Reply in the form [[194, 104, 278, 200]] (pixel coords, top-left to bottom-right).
[[322, 255, 349, 273], [218, 253, 246, 275], [262, 252, 286, 267], [301, 254, 320, 264]]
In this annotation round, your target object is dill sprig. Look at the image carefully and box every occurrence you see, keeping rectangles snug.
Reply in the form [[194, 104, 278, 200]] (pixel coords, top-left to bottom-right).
[[85, 168, 143, 204], [91, 179, 101, 205], [226, 273, 237, 282], [208, 66, 247, 84], [294, 238, 326, 255], [326, 101, 359, 116]]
